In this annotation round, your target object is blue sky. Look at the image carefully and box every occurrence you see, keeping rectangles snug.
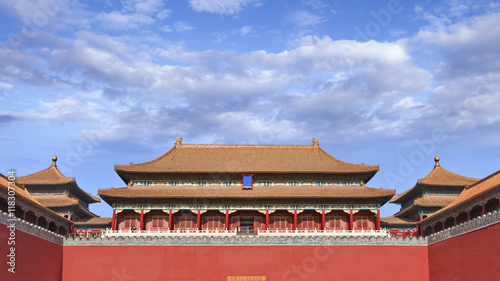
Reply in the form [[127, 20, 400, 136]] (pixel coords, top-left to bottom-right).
[[1, 0, 500, 218]]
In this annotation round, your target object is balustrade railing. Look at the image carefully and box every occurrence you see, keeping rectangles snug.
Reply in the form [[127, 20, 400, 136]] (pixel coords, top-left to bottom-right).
[[257, 228, 389, 236], [68, 227, 396, 238]]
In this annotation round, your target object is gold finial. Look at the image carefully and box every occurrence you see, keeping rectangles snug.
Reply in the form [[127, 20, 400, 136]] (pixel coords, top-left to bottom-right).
[[52, 155, 58, 167], [175, 137, 183, 146], [434, 156, 440, 168]]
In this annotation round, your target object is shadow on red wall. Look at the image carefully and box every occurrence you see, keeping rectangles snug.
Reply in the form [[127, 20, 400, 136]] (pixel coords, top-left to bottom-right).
[[0, 224, 62, 281], [428, 223, 500, 281]]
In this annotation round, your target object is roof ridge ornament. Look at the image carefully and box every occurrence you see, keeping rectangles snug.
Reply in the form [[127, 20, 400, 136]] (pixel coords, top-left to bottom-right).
[[434, 156, 440, 168], [312, 138, 319, 147], [175, 137, 183, 146], [52, 155, 58, 167]]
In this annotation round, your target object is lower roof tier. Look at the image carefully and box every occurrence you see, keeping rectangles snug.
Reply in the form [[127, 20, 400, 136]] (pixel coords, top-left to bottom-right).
[[98, 185, 395, 207]]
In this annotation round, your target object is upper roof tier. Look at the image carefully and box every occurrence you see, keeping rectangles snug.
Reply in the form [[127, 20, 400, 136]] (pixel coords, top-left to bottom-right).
[[114, 139, 379, 183], [16, 156, 100, 203], [16, 156, 74, 185], [390, 157, 479, 204]]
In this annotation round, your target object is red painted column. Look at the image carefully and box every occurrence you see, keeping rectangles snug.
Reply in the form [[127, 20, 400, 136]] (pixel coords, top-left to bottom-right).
[[111, 209, 116, 230], [419, 214, 424, 221], [225, 210, 229, 230], [46, 220, 50, 229], [467, 210, 471, 221], [293, 210, 297, 230], [168, 210, 173, 230], [349, 210, 353, 230], [140, 210, 144, 230], [35, 216, 39, 226], [22, 210, 26, 221], [376, 209, 381, 230], [265, 210, 269, 230], [197, 210, 201, 230], [482, 203, 486, 215], [454, 216, 457, 226], [321, 210, 326, 230], [441, 221, 445, 230]]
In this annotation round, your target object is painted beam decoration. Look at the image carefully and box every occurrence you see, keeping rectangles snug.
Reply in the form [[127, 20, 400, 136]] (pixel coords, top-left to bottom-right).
[[130, 180, 363, 187], [113, 203, 380, 211]]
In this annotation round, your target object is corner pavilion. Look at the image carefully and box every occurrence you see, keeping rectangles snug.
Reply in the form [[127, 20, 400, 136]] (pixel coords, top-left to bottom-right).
[[98, 139, 395, 233], [390, 157, 479, 222]]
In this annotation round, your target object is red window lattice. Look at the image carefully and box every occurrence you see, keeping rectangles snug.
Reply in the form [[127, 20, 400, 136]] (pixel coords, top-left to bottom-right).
[[120, 217, 138, 230], [325, 215, 346, 230], [147, 216, 168, 229], [254, 217, 262, 230], [174, 216, 197, 230], [297, 216, 319, 230], [202, 216, 225, 230], [355, 216, 373, 230], [269, 216, 292, 230]]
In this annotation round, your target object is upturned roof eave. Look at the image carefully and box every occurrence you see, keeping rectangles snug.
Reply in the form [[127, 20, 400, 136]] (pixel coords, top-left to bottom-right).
[[390, 182, 467, 204], [66, 182, 101, 204], [97, 187, 395, 201], [390, 184, 420, 204]]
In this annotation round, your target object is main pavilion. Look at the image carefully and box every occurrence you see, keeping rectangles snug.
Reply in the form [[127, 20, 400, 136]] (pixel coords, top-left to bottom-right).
[[98, 138, 395, 233]]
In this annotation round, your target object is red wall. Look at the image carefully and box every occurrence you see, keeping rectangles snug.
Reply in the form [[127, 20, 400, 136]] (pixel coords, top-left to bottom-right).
[[62, 245, 429, 281], [0, 224, 63, 281], [428, 223, 500, 281]]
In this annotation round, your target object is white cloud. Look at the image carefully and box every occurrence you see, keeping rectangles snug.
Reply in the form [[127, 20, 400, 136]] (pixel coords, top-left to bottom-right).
[[174, 21, 196, 32], [96, 11, 155, 30], [389, 29, 407, 37], [0, 82, 14, 91], [292, 11, 325, 27], [22, 97, 103, 121], [160, 25, 173, 32], [188, 0, 261, 15], [93, 0, 168, 30], [122, 0, 165, 14], [240, 25, 252, 36], [156, 9, 172, 19]]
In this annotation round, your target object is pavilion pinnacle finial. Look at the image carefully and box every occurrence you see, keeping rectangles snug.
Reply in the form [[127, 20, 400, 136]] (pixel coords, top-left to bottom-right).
[[175, 137, 183, 146], [434, 156, 440, 168], [52, 155, 58, 167], [312, 138, 319, 147]]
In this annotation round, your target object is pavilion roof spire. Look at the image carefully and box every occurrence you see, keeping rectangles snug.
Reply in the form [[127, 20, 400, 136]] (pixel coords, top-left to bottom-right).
[[52, 155, 58, 167], [434, 156, 440, 168]]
